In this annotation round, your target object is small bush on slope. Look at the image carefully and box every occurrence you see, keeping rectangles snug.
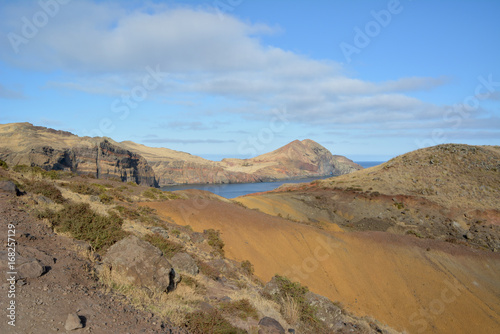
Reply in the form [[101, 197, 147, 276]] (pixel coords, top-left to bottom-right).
[[144, 233, 185, 258], [39, 202, 128, 251], [0, 159, 8, 170], [218, 298, 258, 321], [25, 180, 66, 204], [204, 229, 225, 257], [265, 275, 321, 329], [184, 309, 247, 334]]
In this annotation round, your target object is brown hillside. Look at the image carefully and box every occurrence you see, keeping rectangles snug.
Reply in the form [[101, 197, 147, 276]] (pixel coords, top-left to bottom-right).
[[145, 197, 500, 334], [237, 144, 500, 251]]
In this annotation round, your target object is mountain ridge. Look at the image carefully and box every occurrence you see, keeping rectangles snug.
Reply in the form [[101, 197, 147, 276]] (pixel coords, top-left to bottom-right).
[[121, 137, 362, 186], [0, 122, 362, 186]]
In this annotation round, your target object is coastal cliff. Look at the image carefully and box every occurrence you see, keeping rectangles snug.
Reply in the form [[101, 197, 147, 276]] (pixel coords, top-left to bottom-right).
[[0, 123, 158, 186], [0, 122, 361, 187]]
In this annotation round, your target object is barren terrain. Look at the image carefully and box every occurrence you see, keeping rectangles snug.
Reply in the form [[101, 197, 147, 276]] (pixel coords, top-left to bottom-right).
[[146, 197, 500, 334]]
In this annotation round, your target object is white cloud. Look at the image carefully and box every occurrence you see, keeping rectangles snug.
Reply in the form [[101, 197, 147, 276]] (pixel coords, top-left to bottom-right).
[[0, 1, 468, 129]]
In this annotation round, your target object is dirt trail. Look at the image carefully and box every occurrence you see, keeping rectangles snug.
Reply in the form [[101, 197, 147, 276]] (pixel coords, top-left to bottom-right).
[[145, 199, 500, 334]]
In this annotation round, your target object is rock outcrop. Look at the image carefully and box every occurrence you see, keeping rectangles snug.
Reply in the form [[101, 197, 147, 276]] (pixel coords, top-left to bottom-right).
[[258, 317, 286, 334], [0, 123, 158, 186], [170, 252, 199, 276], [101, 236, 177, 293]]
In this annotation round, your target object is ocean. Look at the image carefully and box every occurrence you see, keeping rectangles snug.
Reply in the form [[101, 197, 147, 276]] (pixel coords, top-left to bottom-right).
[[160, 161, 384, 199]]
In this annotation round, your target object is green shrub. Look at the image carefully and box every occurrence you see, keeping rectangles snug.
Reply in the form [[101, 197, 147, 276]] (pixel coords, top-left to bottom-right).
[[393, 202, 404, 210], [64, 182, 104, 196], [204, 229, 225, 257], [142, 188, 164, 200], [268, 275, 320, 328], [184, 309, 246, 334], [144, 233, 185, 258], [218, 299, 258, 321], [39, 202, 128, 251], [117, 185, 128, 192], [12, 165, 69, 179], [0, 159, 8, 170], [114, 205, 140, 219], [42, 170, 63, 180], [99, 193, 114, 204], [13, 164, 39, 174], [406, 230, 423, 238], [143, 188, 181, 200], [25, 180, 66, 204], [108, 188, 132, 202], [241, 260, 254, 276]]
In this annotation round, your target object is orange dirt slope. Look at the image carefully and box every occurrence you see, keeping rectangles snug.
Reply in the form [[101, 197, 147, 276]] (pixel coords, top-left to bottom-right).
[[144, 199, 500, 334]]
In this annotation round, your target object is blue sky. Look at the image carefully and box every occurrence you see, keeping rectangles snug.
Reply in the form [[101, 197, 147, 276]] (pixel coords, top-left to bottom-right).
[[0, 0, 499, 161]]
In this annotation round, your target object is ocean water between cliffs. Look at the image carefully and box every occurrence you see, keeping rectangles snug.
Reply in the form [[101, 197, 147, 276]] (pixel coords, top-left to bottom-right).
[[161, 161, 383, 199]]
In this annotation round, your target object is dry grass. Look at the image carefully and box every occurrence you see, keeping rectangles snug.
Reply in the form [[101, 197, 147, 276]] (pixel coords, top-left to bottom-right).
[[97, 266, 204, 326], [319, 144, 500, 211], [226, 289, 290, 330], [280, 293, 300, 325], [153, 283, 205, 325], [59, 186, 113, 216]]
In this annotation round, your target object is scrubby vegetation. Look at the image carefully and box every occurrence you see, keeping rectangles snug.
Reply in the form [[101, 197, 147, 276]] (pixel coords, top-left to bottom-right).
[[13, 164, 72, 180], [265, 275, 320, 329], [205, 229, 225, 257], [184, 309, 247, 334], [38, 202, 128, 251], [0, 159, 8, 170], [218, 299, 258, 321], [24, 180, 66, 204], [240, 260, 254, 276], [144, 233, 185, 258], [142, 187, 181, 200], [63, 181, 106, 196], [1, 159, 408, 334]]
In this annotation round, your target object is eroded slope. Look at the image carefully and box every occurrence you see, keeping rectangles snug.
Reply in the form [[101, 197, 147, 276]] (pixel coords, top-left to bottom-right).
[[146, 197, 500, 334]]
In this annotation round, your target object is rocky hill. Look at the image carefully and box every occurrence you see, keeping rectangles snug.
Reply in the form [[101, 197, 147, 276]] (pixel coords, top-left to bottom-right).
[[0, 123, 361, 187], [0, 123, 158, 187], [237, 143, 500, 250], [122, 139, 362, 186]]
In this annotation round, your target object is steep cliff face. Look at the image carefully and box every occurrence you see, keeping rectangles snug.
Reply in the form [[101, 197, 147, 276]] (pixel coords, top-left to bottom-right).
[[149, 160, 263, 185], [122, 139, 362, 186], [0, 123, 157, 187]]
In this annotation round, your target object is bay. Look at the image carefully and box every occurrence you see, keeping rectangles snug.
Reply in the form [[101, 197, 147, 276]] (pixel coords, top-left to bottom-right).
[[161, 161, 384, 199]]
